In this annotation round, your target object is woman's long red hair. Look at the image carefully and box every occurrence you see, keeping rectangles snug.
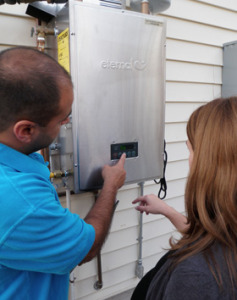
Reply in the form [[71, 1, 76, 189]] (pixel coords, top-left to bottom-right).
[[170, 97, 237, 288]]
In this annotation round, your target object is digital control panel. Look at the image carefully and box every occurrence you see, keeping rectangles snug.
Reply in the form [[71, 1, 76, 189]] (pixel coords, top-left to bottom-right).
[[111, 142, 138, 160]]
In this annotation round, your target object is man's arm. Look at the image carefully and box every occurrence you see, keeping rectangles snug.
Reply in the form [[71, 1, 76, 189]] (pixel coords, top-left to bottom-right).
[[80, 153, 126, 264]]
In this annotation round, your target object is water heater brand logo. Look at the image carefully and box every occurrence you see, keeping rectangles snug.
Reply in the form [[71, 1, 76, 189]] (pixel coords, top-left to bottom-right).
[[101, 59, 147, 71]]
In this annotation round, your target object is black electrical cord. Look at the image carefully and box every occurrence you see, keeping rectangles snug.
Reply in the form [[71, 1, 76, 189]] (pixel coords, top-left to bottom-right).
[[154, 140, 167, 200]]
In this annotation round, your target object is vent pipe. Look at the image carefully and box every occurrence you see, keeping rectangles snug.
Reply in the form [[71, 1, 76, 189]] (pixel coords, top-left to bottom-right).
[[130, 0, 171, 14]]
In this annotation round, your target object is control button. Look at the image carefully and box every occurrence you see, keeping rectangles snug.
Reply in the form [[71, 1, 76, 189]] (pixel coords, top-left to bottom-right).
[[111, 142, 138, 160], [113, 153, 118, 159]]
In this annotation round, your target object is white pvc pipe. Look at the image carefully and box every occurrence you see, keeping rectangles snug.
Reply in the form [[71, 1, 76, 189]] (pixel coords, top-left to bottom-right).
[[66, 188, 71, 211]]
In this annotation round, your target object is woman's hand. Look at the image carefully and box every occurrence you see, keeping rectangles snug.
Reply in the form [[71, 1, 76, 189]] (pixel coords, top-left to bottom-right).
[[132, 194, 188, 232], [132, 194, 170, 215]]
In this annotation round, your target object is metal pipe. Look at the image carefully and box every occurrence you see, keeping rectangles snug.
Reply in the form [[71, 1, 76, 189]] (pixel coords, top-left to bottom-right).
[[36, 27, 56, 35], [135, 181, 144, 279], [35, 26, 57, 53], [65, 188, 76, 300], [69, 272, 76, 300], [94, 251, 103, 290], [66, 188, 71, 211], [50, 169, 73, 179], [37, 31, 46, 52], [93, 191, 103, 290], [141, 0, 149, 14]]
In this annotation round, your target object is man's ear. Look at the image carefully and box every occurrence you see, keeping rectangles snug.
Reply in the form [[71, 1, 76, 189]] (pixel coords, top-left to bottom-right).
[[13, 120, 38, 143]]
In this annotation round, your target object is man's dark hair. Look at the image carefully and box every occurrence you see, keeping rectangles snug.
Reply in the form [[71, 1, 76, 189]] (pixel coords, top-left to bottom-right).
[[0, 47, 72, 132]]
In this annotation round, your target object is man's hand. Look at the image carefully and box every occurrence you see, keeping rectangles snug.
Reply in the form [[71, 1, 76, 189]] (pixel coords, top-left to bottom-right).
[[81, 153, 126, 264], [102, 153, 126, 190]]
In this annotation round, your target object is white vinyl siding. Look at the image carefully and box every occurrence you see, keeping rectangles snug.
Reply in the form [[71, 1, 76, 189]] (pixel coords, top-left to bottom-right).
[[0, 4, 35, 49]]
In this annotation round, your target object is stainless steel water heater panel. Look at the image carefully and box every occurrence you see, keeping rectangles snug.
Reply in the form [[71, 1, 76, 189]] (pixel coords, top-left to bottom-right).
[[69, 2, 166, 192]]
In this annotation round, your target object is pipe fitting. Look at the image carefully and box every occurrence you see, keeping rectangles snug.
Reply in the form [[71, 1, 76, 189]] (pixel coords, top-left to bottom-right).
[[49, 143, 62, 151], [141, 0, 149, 14], [37, 31, 45, 52], [50, 169, 73, 178], [94, 280, 103, 290]]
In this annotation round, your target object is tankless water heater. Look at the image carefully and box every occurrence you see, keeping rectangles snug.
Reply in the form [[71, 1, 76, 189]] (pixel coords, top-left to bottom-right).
[[48, 2, 166, 193]]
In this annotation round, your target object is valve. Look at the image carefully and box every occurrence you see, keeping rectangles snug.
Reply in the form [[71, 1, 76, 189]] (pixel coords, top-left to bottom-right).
[[50, 169, 73, 178]]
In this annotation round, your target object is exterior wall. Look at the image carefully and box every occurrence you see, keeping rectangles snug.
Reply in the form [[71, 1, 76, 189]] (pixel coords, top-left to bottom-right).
[[0, 4, 35, 50], [1, 1, 237, 300]]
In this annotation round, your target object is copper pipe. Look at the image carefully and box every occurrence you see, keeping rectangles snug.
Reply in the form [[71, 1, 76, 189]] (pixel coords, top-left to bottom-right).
[[37, 31, 46, 52], [141, 0, 149, 14]]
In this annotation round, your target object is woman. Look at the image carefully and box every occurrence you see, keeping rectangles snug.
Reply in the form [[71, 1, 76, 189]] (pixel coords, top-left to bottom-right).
[[132, 97, 237, 299]]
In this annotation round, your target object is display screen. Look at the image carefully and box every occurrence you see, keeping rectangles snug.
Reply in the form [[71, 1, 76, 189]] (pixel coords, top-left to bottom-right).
[[120, 144, 134, 150], [111, 142, 138, 160]]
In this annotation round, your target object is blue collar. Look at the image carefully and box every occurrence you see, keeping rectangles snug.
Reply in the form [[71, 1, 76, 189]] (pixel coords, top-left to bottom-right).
[[0, 143, 50, 179]]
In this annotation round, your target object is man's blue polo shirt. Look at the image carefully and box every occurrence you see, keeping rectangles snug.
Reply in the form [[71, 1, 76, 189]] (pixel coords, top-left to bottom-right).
[[0, 143, 95, 300]]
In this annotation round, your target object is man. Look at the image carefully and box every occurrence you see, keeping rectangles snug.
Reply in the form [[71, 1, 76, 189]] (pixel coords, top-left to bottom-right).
[[0, 47, 126, 299]]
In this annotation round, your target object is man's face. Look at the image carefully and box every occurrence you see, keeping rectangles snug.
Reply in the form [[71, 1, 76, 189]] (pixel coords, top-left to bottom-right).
[[31, 83, 73, 152]]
